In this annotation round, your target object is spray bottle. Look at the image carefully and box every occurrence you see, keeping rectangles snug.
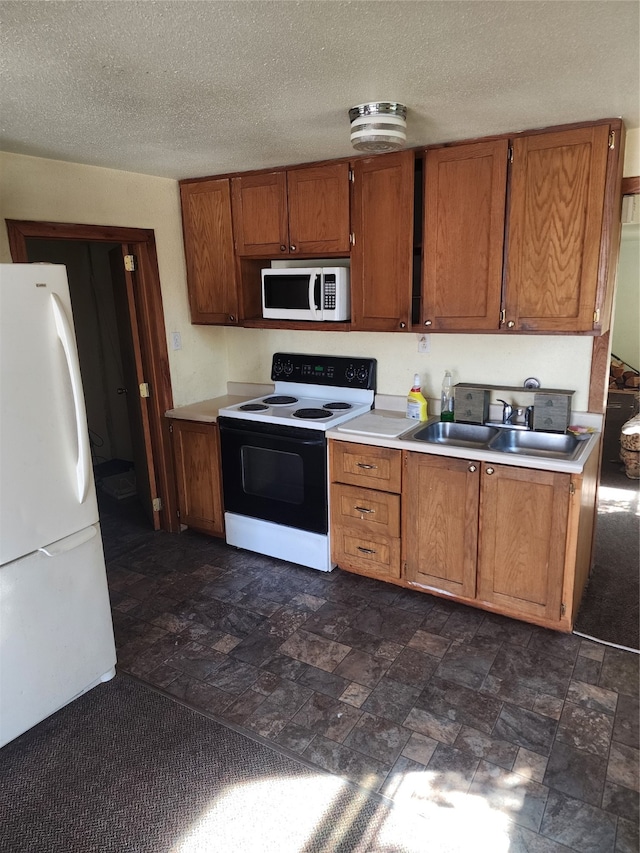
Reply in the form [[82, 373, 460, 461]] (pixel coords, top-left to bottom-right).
[[406, 374, 428, 421], [441, 370, 454, 422]]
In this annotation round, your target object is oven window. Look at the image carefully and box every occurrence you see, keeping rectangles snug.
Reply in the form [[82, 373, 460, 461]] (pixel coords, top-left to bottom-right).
[[241, 446, 304, 504]]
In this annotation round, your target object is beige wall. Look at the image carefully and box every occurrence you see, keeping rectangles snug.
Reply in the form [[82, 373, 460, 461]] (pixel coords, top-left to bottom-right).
[[2, 127, 639, 412], [624, 127, 640, 177], [0, 151, 228, 406], [611, 225, 640, 370]]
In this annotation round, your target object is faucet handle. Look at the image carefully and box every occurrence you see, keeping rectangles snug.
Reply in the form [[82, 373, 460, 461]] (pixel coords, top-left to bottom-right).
[[525, 405, 534, 429], [497, 398, 513, 423]]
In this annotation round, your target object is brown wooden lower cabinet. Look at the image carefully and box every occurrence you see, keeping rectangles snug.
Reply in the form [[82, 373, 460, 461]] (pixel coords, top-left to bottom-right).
[[329, 439, 597, 631], [330, 442, 402, 580], [403, 454, 479, 599], [403, 452, 573, 628], [476, 464, 569, 623], [169, 419, 225, 537]]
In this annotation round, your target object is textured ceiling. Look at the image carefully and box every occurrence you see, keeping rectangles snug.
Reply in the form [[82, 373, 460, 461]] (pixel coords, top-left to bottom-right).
[[1, 1, 638, 180]]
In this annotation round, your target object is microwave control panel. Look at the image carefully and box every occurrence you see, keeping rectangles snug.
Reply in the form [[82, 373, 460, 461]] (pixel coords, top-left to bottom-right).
[[323, 275, 336, 310]]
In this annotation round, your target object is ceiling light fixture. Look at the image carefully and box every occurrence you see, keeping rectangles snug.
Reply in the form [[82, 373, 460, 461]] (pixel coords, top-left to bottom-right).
[[348, 102, 407, 152]]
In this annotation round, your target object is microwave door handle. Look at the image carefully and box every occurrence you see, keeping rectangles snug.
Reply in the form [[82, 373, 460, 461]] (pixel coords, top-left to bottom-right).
[[309, 273, 320, 320]]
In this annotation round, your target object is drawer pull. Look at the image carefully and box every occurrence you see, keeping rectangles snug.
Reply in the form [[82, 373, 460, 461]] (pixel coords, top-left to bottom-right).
[[356, 463, 377, 470], [357, 546, 377, 555], [354, 505, 374, 514]]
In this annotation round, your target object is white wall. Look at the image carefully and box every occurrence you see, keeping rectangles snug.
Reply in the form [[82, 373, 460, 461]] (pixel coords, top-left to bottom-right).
[[222, 327, 594, 410], [0, 151, 228, 406], [2, 128, 639, 413], [611, 224, 640, 370]]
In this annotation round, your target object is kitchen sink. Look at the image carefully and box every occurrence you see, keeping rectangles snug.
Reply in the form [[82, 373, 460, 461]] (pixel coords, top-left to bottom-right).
[[410, 421, 500, 449], [408, 419, 590, 462], [487, 429, 581, 459]]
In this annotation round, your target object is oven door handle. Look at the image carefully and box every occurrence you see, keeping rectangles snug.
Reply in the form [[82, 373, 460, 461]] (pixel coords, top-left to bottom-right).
[[219, 422, 326, 447]]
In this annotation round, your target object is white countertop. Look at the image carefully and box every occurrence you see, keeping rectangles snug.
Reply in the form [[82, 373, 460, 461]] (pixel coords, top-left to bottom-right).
[[165, 383, 273, 423], [327, 410, 600, 474]]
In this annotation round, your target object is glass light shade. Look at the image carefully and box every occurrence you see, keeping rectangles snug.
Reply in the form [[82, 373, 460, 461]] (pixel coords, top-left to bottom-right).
[[348, 102, 407, 152]]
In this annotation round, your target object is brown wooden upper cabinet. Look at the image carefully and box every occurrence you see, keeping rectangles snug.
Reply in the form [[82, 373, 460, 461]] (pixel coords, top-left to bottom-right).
[[180, 178, 239, 325], [178, 119, 622, 333], [420, 123, 619, 333], [503, 124, 612, 332], [231, 162, 351, 257], [350, 150, 414, 331], [421, 139, 508, 331]]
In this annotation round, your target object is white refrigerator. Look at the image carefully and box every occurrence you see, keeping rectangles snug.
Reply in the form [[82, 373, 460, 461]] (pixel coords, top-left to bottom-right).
[[0, 263, 116, 748]]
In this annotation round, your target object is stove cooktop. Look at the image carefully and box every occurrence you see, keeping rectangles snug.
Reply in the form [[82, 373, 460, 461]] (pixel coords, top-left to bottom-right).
[[218, 393, 373, 430], [217, 353, 377, 431]]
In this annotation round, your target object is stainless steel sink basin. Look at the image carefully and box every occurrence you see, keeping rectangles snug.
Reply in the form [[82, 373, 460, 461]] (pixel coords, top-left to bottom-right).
[[411, 421, 500, 449], [487, 429, 581, 459]]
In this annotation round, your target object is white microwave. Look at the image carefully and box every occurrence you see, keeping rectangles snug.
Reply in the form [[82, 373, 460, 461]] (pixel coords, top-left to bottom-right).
[[261, 267, 350, 322]]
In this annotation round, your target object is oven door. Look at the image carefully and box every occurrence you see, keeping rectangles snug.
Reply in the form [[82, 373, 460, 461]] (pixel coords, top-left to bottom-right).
[[218, 417, 328, 534]]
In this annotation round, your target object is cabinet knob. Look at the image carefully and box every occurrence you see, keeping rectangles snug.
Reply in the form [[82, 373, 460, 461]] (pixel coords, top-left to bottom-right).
[[506, 320, 515, 329], [468, 464, 477, 473], [424, 320, 432, 326], [399, 321, 406, 329], [228, 315, 235, 322], [280, 245, 287, 252], [486, 467, 495, 475], [289, 244, 296, 252]]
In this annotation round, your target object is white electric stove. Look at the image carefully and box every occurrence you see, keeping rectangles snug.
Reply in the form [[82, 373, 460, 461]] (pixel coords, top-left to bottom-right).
[[217, 353, 376, 571], [217, 358, 375, 429]]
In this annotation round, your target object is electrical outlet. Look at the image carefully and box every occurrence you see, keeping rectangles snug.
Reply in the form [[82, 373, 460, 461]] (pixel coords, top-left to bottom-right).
[[171, 331, 182, 351], [417, 334, 431, 354]]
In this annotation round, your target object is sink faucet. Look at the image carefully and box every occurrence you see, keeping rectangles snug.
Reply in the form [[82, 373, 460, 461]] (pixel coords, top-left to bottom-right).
[[497, 399, 513, 424]]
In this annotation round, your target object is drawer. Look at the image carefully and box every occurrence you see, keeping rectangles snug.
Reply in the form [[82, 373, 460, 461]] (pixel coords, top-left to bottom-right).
[[330, 483, 400, 538], [330, 441, 402, 492], [331, 526, 401, 579]]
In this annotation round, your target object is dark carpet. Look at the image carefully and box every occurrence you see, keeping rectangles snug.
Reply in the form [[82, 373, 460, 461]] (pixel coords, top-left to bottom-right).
[[574, 458, 639, 652], [0, 675, 433, 853]]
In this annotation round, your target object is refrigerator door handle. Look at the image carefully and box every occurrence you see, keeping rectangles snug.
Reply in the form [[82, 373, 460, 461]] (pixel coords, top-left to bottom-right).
[[38, 525, 97, 557], [50, 293, 92, 504]]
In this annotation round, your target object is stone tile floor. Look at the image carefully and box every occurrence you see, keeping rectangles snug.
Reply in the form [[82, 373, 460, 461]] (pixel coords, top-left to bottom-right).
[[102, 500, 639, 853]]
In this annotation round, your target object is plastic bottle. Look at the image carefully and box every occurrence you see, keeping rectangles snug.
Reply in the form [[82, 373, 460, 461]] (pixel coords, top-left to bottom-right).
[[406, 374, 428, 421], [440, 370, 454, 422]]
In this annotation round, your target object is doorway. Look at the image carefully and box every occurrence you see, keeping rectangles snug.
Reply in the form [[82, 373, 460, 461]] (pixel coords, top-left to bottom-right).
[[579, 178, 640, 651], [6, 220, 179, 534]]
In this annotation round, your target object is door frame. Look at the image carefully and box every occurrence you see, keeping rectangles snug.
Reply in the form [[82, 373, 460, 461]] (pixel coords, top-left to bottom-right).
[[6, 219, 180, 533], [589, 175, 640, 412]]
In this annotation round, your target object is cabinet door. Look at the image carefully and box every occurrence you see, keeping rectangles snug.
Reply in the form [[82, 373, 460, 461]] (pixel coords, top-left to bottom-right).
[[422, 140, 508, 331], [403, 453, 479, 598], [477, 463, 569, 622], [351, 151, 414, 331], [287, 162, 350, 255], [504, 125, 611, 332], [180, 179, 239, 324], [231, 172, 289, 256], [171, 420, 224, 536]]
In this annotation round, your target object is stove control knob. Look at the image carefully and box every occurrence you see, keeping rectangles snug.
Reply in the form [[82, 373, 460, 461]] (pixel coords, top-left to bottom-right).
[[345, 366, 355, 381], [356, 367, 368, 383], [273, 359, 283, 375], [283, 361, 294, 375]]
